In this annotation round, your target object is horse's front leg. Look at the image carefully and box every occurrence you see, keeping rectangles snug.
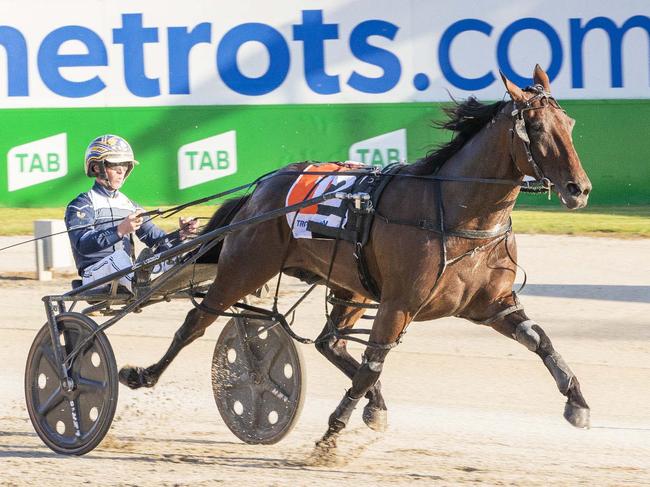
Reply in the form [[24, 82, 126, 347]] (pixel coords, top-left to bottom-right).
[[316, 304, 411, 451], [478, 305, 590, 428]]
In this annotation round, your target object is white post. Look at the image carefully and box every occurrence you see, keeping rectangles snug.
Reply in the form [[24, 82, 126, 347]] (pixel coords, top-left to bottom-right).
[[33, 219, 73, 280], [34, 236, 52, 281]]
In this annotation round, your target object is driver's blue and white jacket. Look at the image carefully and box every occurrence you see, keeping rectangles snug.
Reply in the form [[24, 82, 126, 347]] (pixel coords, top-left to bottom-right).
[[64, 182, 172, 276]]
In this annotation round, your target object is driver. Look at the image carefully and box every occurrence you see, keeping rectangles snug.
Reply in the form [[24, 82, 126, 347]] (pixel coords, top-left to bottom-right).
[[64, 134, 199, 290]]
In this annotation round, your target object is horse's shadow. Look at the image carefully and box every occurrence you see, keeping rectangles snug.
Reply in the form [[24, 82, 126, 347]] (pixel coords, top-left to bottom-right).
[[521, 284, 650, 303]]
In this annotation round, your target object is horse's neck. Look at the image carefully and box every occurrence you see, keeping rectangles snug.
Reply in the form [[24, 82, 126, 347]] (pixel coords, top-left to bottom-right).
[[435, 114, 522, 231]]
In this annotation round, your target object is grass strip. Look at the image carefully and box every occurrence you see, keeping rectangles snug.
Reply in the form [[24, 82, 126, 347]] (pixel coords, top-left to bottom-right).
[[0, 205, 648, 238]]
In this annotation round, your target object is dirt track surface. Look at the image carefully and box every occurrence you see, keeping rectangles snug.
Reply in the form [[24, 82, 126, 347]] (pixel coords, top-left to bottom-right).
[[1, 235, 649, 486]]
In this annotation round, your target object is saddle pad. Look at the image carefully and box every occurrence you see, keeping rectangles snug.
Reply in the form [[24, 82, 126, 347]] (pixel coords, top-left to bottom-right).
[[285, 162, 368, 239]]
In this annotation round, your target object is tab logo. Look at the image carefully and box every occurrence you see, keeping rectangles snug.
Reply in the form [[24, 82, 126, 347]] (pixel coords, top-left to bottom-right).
[[7, 133, 68, 192], [349, 129, 407, 167], [177, 131, 237, 189]]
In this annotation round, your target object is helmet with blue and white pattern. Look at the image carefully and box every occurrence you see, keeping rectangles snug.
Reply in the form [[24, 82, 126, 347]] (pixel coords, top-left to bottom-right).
[[84, 134, 139, 179]]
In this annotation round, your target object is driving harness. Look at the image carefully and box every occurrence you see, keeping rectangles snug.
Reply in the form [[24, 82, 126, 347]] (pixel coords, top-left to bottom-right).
[[314, 84, 560, 321]]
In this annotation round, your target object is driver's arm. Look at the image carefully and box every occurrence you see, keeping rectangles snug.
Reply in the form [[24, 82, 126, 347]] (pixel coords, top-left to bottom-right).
[[135, 210, 172, 252], [65, 196, 122, 254]]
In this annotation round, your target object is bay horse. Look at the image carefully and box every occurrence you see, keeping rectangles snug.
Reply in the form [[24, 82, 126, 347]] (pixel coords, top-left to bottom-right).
[[120, 65, 592, 450]]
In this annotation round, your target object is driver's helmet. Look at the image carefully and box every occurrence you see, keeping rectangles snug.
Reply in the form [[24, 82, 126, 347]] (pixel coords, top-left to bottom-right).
[[84, 134, 139, 179]]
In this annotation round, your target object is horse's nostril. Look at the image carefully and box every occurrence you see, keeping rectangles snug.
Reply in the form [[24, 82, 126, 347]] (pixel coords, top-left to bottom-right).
[[566, 182, 582, 197]]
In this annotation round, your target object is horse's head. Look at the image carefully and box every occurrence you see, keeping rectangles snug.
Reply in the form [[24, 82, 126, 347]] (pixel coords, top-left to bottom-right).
[[500, 65, 592, 209]]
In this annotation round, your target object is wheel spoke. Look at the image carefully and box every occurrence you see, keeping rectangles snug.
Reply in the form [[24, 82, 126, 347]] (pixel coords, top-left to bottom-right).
[[264, 377, 290, 403], [221, 381, 254, 396], [233, 324, 257, 369], [41, 345, 62, 375], [76, 376, 107, 393], [37, 385, 65, 416], [70, 397, 84, 439], [260, 342, 282, 369], [249, 388, 263, 430]]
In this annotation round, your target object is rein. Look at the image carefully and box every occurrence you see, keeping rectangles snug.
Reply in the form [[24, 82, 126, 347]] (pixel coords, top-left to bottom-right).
[[0, 170, 541, 254]]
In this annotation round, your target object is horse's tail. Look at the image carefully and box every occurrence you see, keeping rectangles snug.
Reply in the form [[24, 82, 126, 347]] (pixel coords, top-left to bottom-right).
[[196, 195, 251, 263]]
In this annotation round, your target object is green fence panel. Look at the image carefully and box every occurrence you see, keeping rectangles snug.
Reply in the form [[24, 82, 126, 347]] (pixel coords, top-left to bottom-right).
[[1, 99, 648, 207]]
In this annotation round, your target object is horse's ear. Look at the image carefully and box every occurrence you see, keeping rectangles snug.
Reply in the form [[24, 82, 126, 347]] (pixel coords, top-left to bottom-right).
[[533, 64, 551, 93], [499, 70, 525, 102]]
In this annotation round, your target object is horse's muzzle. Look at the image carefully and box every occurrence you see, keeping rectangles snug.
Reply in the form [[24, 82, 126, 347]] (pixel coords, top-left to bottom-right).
[[560, 180, 591, 209]]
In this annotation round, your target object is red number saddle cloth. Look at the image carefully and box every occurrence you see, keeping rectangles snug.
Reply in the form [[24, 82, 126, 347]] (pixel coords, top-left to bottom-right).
[[285, 161, 369, 239]]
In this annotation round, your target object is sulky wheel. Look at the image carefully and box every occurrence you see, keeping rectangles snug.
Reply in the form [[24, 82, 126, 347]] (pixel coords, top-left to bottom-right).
[[211, 314, 305, 444], [24, 312, 118, 455]]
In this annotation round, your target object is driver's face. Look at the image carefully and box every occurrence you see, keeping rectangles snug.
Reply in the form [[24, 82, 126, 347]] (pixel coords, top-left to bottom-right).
[[99, 162, 130, 190]]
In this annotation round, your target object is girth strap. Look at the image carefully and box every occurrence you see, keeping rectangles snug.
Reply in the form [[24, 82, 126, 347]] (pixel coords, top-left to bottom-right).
[[353, 163, 407, 302]]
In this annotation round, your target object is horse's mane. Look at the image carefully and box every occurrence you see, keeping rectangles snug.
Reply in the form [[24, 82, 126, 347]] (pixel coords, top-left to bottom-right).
[[411, 97, 507, 175]]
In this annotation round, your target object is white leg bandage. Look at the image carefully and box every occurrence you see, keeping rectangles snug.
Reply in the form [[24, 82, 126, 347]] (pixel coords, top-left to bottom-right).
[[513, 320, 541, 351]]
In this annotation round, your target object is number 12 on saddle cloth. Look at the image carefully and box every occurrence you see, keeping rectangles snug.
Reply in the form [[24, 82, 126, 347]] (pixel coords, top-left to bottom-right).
[[285, 162, 368, 240]]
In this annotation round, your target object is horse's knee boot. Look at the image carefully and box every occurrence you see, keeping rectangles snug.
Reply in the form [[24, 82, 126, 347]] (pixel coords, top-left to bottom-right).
[[514, 321, 575, 395], [349, 349, 388, 398], [513, 320, 541, 352]]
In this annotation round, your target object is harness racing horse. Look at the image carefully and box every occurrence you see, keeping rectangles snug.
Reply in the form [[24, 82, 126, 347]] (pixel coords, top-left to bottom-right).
[[120, 65, 592, 451]]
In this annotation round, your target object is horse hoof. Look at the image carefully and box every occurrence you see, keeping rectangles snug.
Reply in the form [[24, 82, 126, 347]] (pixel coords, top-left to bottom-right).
[[564, 401, 590, 429], [362, 405, 388, 432], [118, 366, 154, 389], [307, 438, 339, 466]]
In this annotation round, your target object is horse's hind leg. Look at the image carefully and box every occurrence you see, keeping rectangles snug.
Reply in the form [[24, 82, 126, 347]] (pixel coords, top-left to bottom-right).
[[119, 306, 218, 389], [485, 307, 590, 428], [316, 304, 411, 450], [315, 289, 387, 432], [119, 237, 282, 389]]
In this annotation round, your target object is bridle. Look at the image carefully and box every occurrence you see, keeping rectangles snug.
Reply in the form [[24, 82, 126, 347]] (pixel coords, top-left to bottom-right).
[[509, 83, 564, 194]]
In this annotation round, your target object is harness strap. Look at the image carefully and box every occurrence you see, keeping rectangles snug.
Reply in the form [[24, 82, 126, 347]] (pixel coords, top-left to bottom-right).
[[468, 291, 524, 325], [376, 212, 512, 240], [189, 296, 318, 344], [190, 293, 400, 349], [512, 114, 546, 181], [326, 317, 401, 349], [444, 233, 508, 266], [327, 295, 380, 309], [509, 84, 560, 200], [352, 163, 407, 302]]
